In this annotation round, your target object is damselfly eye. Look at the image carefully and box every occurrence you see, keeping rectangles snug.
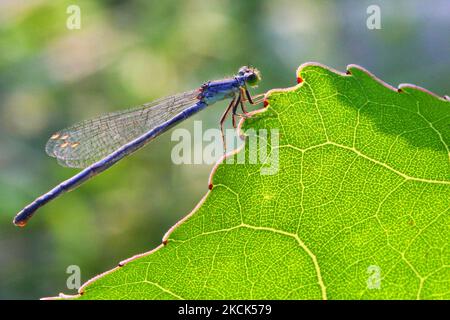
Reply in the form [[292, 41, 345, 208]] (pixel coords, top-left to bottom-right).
[[245, 68, 261, 87]]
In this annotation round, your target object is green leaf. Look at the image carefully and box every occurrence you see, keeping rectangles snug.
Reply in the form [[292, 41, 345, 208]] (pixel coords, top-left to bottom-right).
[[68, 63, 450, 300]]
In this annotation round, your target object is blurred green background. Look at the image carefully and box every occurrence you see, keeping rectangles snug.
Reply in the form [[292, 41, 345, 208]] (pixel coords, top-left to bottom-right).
[[0, 0, 449, 299]]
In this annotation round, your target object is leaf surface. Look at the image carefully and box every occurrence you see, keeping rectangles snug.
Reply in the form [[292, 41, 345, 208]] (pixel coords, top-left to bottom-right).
[[67, 63, 450, 300]]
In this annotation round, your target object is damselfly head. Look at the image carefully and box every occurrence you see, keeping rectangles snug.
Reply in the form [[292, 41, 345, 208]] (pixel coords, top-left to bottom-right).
[[238, 66, 261, 87]]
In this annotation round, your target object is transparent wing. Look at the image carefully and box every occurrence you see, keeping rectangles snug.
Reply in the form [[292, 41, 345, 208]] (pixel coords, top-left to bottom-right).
[[45, 89, 201, 168]]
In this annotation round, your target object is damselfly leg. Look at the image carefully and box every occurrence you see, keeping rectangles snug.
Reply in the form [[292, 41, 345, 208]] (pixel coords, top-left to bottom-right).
[[220, 96, 237, 152], [219, 88, 265, 152], [237, 88, 265, 117]]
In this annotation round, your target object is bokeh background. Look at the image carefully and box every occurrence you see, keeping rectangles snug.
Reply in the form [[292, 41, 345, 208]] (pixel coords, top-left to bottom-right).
[[0, 0, 449, 299]]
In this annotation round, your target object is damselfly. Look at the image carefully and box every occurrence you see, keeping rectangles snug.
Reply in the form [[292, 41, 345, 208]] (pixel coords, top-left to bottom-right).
[[13, 66, 264, 227]]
